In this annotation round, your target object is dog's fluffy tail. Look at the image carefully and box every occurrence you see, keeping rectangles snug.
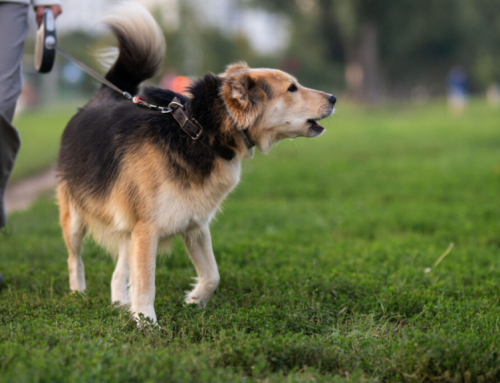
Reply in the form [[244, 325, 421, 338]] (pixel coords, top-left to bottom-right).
[[103, 2, 165, 96]]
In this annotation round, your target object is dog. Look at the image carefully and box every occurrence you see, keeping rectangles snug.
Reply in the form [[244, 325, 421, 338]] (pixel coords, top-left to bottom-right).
[[57, 2, 336, 324]]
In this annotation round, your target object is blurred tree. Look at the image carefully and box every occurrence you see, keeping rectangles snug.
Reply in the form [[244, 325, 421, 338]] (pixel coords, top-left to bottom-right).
[[160, 2, 257, 77], [48, 0, 500, 101], [249, 0, 500, 100]]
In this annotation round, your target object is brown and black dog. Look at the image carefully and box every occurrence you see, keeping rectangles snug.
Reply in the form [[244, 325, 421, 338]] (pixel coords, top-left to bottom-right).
[[57, 2, 336, 324]]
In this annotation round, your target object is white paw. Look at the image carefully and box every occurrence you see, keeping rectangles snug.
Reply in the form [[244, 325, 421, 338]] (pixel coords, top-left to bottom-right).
[[184, 277, 219, 308], [69, 276, 86, 292], [69, 286, 85, 294], [184, 292, 204, 308], [131, 307, 157, 328], [111, 292, 129, 306], [134, 315, 160, 329]]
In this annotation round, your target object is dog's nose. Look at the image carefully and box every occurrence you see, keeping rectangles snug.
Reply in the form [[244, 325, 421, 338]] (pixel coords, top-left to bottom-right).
[[328, 95, 337, 105]]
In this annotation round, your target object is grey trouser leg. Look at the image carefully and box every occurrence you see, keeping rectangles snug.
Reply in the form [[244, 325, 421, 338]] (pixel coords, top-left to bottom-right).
[[0, 3, 29, 228], [0, 115, 21, 227]]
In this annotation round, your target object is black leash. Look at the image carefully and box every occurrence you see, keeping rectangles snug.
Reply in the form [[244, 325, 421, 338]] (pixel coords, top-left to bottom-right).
[[54, 46, 133, 100]]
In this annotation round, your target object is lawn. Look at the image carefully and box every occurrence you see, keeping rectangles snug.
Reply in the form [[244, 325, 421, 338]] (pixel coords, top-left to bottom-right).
[[10, 107, 74, 182], [1, 100, 499, 382]]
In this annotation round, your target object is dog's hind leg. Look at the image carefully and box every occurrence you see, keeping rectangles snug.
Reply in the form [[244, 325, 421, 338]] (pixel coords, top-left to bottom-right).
[[129, 222, 158, 324], [59, 189, 87, 292], [182, 225, 220, 308], [111, 237, 130, 305]]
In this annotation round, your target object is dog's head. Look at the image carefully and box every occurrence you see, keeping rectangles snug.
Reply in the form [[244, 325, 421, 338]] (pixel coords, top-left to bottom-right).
[[220, 62, 336, 153]]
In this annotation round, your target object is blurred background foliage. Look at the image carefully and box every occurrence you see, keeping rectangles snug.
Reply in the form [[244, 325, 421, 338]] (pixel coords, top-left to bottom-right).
[[19, 0, 500, 108], [249, 0, 500, 99]]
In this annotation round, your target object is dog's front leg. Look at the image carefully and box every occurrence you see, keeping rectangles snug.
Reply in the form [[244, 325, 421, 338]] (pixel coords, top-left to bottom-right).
[[182, 225, 220, 308], [129, 222, 158, 325]]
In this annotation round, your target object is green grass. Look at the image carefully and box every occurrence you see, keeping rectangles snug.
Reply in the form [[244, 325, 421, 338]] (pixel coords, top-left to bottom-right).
[[1, 100, 500, 382], [10, 107, 74, 182]]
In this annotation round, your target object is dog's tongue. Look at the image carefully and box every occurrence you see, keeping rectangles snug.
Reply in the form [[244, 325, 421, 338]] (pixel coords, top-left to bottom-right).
[[308, 119, 320, 127], [312, 120, 323, 129]]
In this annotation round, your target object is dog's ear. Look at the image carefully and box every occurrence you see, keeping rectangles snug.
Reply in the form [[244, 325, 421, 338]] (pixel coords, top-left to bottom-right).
[[221, 70, 267, 129], [222, 61, 249, 76]]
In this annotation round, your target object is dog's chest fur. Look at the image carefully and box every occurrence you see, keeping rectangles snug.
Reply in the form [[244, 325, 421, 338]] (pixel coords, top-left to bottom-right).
[[151, 157, 241, 235]]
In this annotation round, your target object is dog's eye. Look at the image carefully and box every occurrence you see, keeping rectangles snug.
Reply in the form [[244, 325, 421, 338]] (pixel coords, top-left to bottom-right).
[[287, 84, 298, 93]]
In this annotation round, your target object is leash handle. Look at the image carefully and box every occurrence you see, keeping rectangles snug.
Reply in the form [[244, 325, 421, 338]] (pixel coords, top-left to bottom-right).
[[34, 9, 57, 73]]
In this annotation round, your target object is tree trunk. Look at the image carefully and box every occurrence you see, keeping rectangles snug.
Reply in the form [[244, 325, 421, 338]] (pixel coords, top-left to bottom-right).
[[344, 21, 381, 103]]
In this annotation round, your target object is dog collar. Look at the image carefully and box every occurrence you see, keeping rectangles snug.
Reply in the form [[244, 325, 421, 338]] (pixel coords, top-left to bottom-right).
[[133, 96, 248, 161], [239, 129, 255, 149], [167, 97, 237, 161], [165, 99, 255, 152]]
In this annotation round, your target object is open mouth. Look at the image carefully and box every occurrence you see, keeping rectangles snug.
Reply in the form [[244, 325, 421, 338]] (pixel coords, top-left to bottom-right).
[[307, 119, 325, 136]]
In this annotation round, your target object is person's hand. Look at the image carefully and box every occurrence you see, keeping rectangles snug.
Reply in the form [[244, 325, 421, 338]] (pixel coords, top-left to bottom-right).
[[35, 5, 63, 26]]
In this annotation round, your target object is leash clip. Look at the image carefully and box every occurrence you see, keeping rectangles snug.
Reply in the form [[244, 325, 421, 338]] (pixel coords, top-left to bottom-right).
[[133, 95, 161, 109], [133, 96, 149, 106]]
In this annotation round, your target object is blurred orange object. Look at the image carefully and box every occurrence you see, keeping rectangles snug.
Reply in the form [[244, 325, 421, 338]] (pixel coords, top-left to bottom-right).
[[171, 76, 191, 94]]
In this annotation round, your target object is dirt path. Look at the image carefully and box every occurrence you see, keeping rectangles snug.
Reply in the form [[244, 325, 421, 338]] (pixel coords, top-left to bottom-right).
[[5, 167, 57, 214]]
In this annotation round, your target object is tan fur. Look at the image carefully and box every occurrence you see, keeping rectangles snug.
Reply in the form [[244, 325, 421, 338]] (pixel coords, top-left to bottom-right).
[[58, 8, 334, 326], [221, 70, 267, 129], [221, 62, 250, 76], [221, 67, 333, 152], [59, 138, 241, 324], [59, 185, 87, 292]]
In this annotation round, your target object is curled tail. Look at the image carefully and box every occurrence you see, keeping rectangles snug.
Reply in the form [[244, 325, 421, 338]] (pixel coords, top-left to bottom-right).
[[103, 2, 165, 96]]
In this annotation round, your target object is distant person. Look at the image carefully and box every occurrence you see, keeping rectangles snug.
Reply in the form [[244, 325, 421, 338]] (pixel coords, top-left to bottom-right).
[[0, 0, 62, 232], [447, 66, 468, 113]]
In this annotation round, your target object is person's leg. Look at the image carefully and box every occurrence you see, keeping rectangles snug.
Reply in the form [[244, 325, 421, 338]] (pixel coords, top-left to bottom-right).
[[0, 2, 29, 228], [0, 116, 21, 228], [0, 2, 30, 122]]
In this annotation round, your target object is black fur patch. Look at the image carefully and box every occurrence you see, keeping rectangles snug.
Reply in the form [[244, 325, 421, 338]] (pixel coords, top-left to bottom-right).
[[58, 75, 236, 202], [104, 26, 163, 96], [257, 79, 273, 100]]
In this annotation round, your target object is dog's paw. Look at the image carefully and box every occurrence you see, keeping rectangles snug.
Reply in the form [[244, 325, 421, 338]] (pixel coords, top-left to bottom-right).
[[131, 306, 158, 328], [184, 276, 218, 308], [111, 295, 129, 306], [134, 313, 160, 329], [184, 293, 204, 308]]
